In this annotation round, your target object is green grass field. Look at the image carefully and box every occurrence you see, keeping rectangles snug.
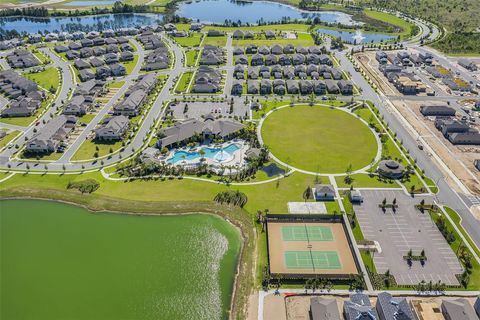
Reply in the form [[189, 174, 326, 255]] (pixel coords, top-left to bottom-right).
[[202, 36, 228, 47], [429, 208, 480, 290], [0, 97, 52, 127], [363, 10, 413, 38], [78, 113, 96, 124], [25, 67, 59, 91], [174, 71, 193, 93], [71, 139, 123, 161], [185, 50, 199, 67], [0, 130, 19, 150], [202, 24, 312, 32], [173, 33, 204, 47], [254, 99, 346, 119], [444, 207, 480, 258], [123, 55, 139, 75], [261, 104, 378, 173], [335, 173, 400, 188]]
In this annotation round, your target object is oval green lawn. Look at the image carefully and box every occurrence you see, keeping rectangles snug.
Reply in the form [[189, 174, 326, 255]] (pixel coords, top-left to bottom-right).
[[261, 105, 378, 173]]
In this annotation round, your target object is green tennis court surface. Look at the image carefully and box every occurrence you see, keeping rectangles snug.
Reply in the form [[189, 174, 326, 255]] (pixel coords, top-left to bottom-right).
[[285, 251, 341, 269], [281, 226, 333, 241]]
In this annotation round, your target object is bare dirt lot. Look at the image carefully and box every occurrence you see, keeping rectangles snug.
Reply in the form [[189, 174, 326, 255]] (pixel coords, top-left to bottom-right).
[[267, 221, 357, 276], [355, 52, 399, 96], [391, 99, 480, 194]]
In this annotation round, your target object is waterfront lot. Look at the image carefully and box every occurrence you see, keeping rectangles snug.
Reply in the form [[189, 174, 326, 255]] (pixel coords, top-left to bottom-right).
[[354, 190, 463, 286]]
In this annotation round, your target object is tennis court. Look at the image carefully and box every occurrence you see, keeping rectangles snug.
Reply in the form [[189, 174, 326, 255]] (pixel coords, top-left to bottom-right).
[[285, 251, 341, 269], [267, 221, 358, 276], [282, 226, 333, 241]]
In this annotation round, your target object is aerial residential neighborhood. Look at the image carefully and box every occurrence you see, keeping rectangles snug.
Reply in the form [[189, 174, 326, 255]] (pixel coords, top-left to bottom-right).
[[0, 0, 479, 320]]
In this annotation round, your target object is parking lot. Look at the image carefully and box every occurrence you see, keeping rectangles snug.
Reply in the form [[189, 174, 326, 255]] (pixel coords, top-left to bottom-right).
[[168, 101, 248, 120], [354, 190, 463, 286]]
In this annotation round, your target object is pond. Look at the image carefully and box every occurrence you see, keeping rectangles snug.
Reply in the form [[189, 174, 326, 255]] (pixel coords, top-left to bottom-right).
[[0, 200, 241, 320], [317, 27, 396, 44], [0, 13, 164, 34], [176, 0, 360, 25]]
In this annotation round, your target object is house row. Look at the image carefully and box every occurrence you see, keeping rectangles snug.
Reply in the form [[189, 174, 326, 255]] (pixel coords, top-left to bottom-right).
[[232, 30, 255, 39], [378, 50, 433, 67], [73, 51, 133, 70], [379, 65, 427, 95], [233, 79, 353, 95], [207, 29, 225, 37], [435, 118, 480, 145], [6, 49, 40, 69], [156, 114, 243, 149], [199, 45, 225, 66], [112, 74, 158, 117], [78, 63, 126, 82], [236, 52, 333, 67], [442, 77, 472, 92], [0, 70, 45, 118], [26, 115, 77, 154], [143, 47, 171, 71], [234, 44, 326, 56], [60, 40, 132, 61], [235, 64, 344, 81], [311, 293, 480, 320], [191, 67, 222, 93], [420, 104, 456, 117], [0, 38, 24, 50], [63, 80, 105, 116], [94, 115, 129, 141], [458, 58, 478, 72], [136, 33, 165, 50], [2, 25, 169, 49]]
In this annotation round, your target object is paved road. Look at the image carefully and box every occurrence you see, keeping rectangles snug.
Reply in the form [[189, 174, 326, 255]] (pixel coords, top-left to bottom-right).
[[56, 38, 146, 163], [0, 34, 183, 171], [337, 51, 480, 248], [0, 47, 73, 164]]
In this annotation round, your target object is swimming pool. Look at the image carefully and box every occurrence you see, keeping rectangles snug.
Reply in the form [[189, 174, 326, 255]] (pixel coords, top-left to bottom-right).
[[167, 143, 241, 164]]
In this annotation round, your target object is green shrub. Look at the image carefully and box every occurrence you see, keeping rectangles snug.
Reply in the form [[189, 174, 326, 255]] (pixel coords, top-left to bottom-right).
[[67, 179, 100, 194]]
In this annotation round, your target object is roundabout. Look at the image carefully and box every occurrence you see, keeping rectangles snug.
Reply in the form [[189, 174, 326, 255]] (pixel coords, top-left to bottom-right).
[[259, 104, 380, 174]]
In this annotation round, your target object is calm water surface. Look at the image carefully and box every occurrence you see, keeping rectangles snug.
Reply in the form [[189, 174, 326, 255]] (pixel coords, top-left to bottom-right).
[[316, 27, 396, 43], [0, 0, 362, 34], [0, 13, 163, 34], [0, 200, 240, 320], [177, 0, 359, 25]]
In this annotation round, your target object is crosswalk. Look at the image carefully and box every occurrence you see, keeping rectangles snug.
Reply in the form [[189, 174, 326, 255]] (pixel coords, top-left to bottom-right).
[[465, 194, 480, 206]]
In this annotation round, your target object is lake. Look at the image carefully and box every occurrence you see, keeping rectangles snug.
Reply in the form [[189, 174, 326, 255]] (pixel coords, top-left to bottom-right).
[[0, 13, 164, 34], [0, 0, 362, 34], [317, 27, 396, 43], [177, 0, 359, 25], [0, 200, 241, 320]]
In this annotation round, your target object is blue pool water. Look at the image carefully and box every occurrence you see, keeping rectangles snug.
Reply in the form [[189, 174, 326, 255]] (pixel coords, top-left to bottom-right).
[[168, 144, 241, 164], [317, 28, 396, 43]]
